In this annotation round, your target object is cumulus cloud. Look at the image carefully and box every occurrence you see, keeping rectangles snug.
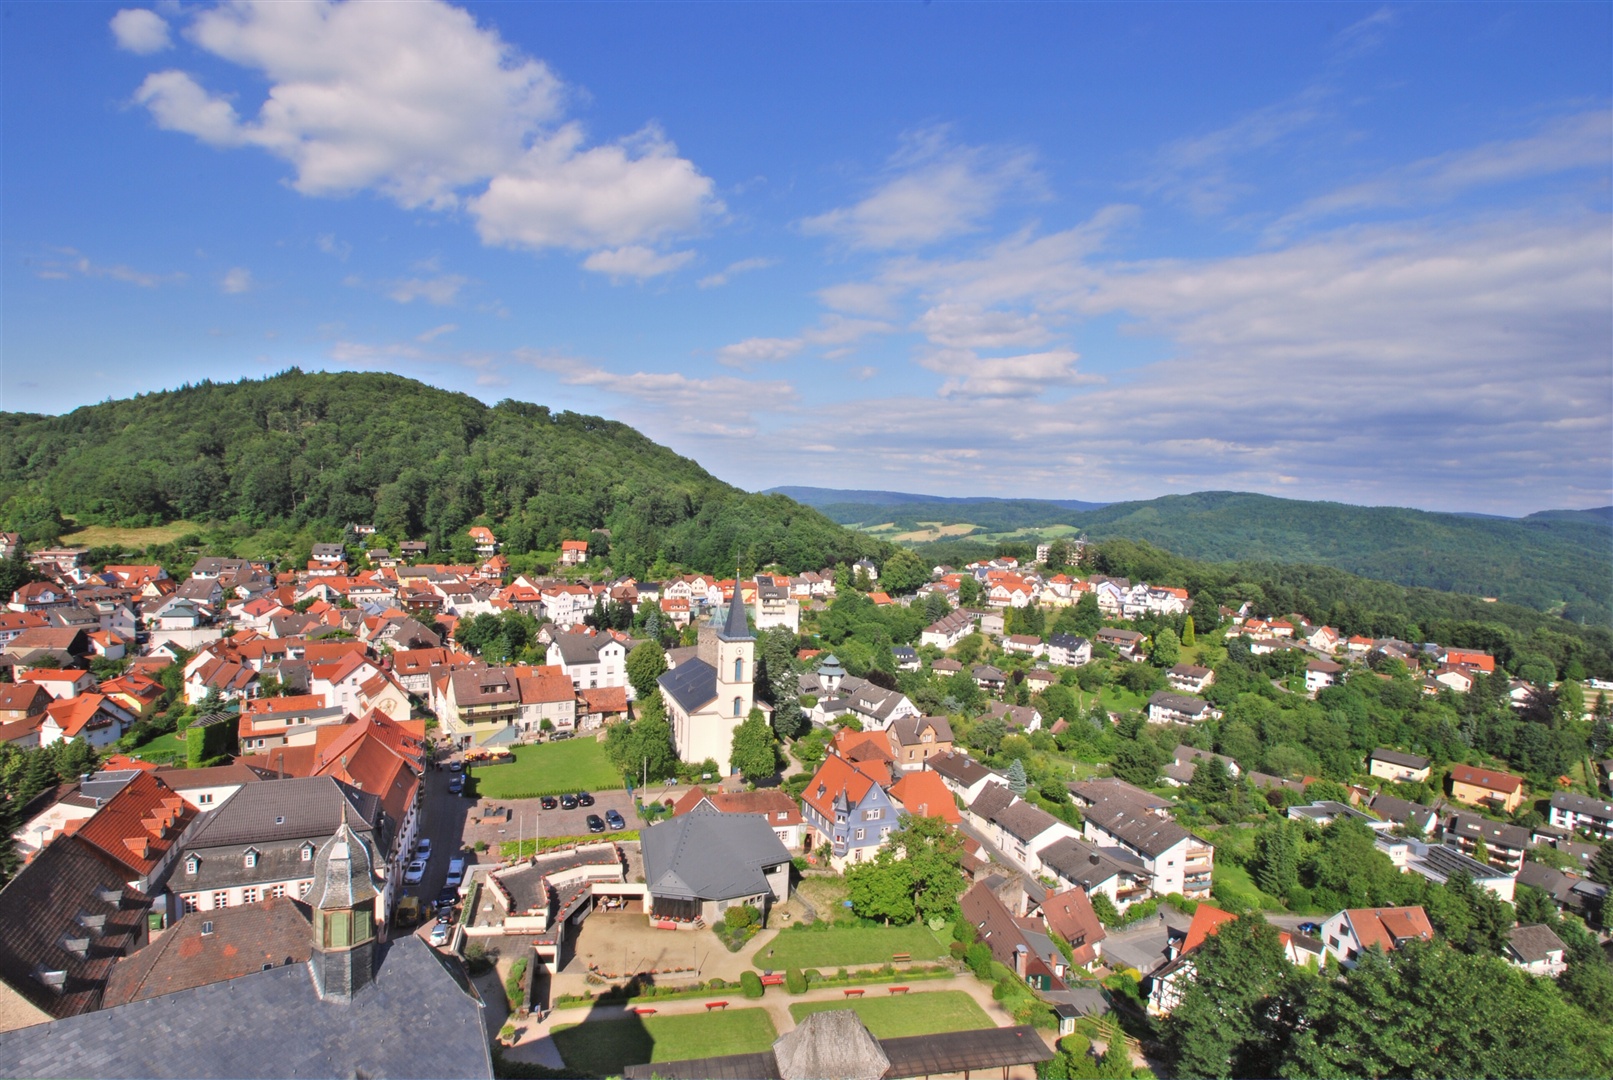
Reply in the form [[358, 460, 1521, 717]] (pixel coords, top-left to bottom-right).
[[698, 256, 777, 289], [128, 0, 717, 265], [801, 126, 1041, 250], [386, 274, 468, 305], [220, 266, 253, 293], [917, 347, 1098, 398], [913, 304, 1054, 351], [580, 245, 696, 281], [111, 9, 172, 54], [417, 323, 458, 342], [716, 337, 803, 369]]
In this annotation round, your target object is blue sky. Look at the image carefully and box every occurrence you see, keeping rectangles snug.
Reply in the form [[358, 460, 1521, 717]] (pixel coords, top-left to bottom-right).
[[2, 2, 1609, 516]]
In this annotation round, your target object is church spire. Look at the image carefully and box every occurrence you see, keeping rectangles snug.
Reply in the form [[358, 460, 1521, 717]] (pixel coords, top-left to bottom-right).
[[720, 573, 753, 642], [307, 822, 379, 1002]]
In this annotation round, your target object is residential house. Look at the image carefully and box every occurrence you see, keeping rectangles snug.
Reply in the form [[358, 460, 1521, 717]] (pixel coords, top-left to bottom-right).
[[814, 675, 919, 732], [1003, 634, 1044, 658], [972, 665, 1007, 693], [1404, 842, 1515, 901], [1305, 659, 1344, 694], [1038, 888, 1107, 968], [467, 527, 498, 557], [985, 700, 1043, 733], [559, 540, 588, 566], [70, 771, 199, 895], [891, 645, 920, 672], [1448, 763, 1526, 813], [961, 880, 1069, 993], [1367, 748, 1432, 784], [888, 714, 953, 770], [1035, 836, 1153, 911], [236, 697, 349, 754], [1147, 691, 1218, 725], [15, 668, 95, 700], [311, 713, 426, 878], [1318, 907, 1433, 968], [1167, 665, 1214, 694], [1366, 793, 1439, 836], [1505, 924, 1568, 977], [752, 576, 800, 632], [799, 753, 900, 870], [39, 694, 133, 749], [1080, 798, 1213, 899], [968, 784, 1079, 878], [921, 610, 975, 649], [928, 750, 1004, 806], [1096, 627, 1145, 661], [546, 631, 628, 692], [886, 770, 961, 825], [1444, 812, 1530, 873], [1548, 791, 1613, 840], [153, 762, 263, 814]]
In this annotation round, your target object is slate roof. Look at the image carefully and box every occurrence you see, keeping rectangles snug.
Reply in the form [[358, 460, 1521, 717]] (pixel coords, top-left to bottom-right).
[[0, 835, 152, 1020], [1036, 836, 1151, 890], [0, 936, 492, 1080], [889, 714, 952, 747], [182, 776, 381, 850], [659, 658, 718, 713], [640, 808, 789, 903], [969, 782, 1018, 821], [927, 750, 996, 790], [1446, 811, 1530, 851], [1370, 748, 1431, 770], [1507, 923, 1567, 964]]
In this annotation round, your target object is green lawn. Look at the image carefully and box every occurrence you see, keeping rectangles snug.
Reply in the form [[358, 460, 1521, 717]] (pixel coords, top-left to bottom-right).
[[469, 738, 622, 799], [550, 1008, 777, 1076], [1211, 860, 1287, 912], [789, 990, 993, 1037], [754, 924, 948, 970], [126, 730, 187, 765]]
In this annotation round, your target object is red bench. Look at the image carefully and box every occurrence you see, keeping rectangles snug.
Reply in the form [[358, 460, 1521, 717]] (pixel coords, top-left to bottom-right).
[[760, 974, 785, 986], [633, 1007, 657, 1016], [706, 1001, 728, 1011], [842, 988, 865, 998], [888, 986, 909, 995]]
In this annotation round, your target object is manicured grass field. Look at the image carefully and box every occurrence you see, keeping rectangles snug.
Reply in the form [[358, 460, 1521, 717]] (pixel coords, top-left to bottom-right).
[[469, 738, 622, 799], [127, 730, 187, 765], [550, 1008, 777, 1076], [62, 520, 201, 549], [754, 924, 948, 970], [789, 990, 994, 1037]]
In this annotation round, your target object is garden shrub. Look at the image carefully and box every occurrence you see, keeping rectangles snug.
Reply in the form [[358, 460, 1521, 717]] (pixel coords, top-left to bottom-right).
[[740, 971, 764, 999], [724, 904, 759, 932], [709, 977, 725, 990], [964, 943, 992, 977], [785, 968, 807, 994]]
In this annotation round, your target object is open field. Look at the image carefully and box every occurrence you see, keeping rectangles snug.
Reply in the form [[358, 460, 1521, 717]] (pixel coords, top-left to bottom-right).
[[550, 1007, 777, 1075], [469, 738, 623, 800], [789, 990, 993, 1037], [753, 924, 948, 970], [889, 522, 981, 543], [126, 730, 187, 765], [62, 520, 201, 550]]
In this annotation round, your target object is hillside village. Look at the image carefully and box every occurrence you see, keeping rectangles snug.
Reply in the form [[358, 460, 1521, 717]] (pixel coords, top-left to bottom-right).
[[0, 525, 1610, 1078]]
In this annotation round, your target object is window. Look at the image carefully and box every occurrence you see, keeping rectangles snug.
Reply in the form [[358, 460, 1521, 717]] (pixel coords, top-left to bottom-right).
[[182, 895, 199, 913], [855, 828, 866, 841], [213, 892, 230, 909], [880, 826, 891, 837], [199, 793, 214, 805], [734, 697, 743, 717], [185, 856, 199, 875], [243, 849, 258, 869], [271, 884, 286, 899], [201, 921, 214, 936], [866, 808, 882, 820], [734, 658, 744, 682], [298, 881, 312, 898], [242, 888, 259, 904], [301, 844, 314, 861]]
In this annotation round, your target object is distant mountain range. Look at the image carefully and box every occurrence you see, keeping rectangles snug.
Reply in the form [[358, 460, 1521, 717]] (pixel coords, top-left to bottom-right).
[[770, 487, 1613, 624]]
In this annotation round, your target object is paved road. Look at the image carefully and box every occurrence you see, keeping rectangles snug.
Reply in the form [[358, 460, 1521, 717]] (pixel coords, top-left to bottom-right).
[[395, 755, 480, 930]]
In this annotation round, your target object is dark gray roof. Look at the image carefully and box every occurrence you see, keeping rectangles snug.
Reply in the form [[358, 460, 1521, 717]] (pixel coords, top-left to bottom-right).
[[549, 632, 619, 666], [0, 936, 491, 1080], [1508, 923, 1567, 964], [1370, 748, 1431, 769], [928, 751, 996, 789], [890, 714, 952, 746], [183, 777, 381, 851], [306, 825, 378, 911], [659, 658, 718, 713], [969, 782, 1018, 821], [1446, 811, 1531, 850], [1550, 791, 1613, 817], [1148, 691, 1211, 716], [719, 596, 753, 642], [1416, 843, 1504, 881], [1368, 793, 1436, 827], [993, 800, 1064, 845], [1036, 836, 1150, 888], [1085, 803, 1200, 858], [640, 808, 789, 902]]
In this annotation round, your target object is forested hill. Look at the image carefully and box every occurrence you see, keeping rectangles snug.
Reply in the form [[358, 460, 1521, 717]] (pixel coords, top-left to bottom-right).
[[0, 370, 881, 576], [783, 486, 1612, 625]]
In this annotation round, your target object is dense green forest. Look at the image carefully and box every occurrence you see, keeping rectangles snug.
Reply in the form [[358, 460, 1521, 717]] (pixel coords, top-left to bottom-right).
[[0, 370, 882, 577], [785, 487, 1613, 624]]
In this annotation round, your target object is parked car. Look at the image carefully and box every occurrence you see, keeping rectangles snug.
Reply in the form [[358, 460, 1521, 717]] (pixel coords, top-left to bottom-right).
[[445, 858, 466, 888], [576, 791, 595, 807], [559, 793, 579, 810], [604, 809, 626, 831], [414, 838, 432, 859], [433, 887, 458, 910], [540, 795, 558, 810], [585, 814, 606, 834], [428, 923, 449, 947], [447, 776, 464, 795], [448, 760, 463, 772], [403, 859, 427, 886], [551, 730, 574, 740]]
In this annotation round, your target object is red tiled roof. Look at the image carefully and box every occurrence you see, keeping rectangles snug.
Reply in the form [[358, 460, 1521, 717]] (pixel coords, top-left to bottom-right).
[[44, 694, 120, 737], [1449, 763, 1524, 794], [1346, 907, 1433, 952], [1181, 903, 1238, 953], [73, 772, 195, 878], [888, 771, 961, 824], [577, 686, 628, 713], [801, 754, 885, 821]]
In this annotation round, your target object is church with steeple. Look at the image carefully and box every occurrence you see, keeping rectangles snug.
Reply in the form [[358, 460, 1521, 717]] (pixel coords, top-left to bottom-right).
[[657, 588, 765, 775]]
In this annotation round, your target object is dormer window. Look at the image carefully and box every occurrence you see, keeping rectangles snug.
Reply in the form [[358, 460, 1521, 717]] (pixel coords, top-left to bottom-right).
[[243, 848, 260, 869], [301, 843, 315, 862], [185, 855, 199, 875]]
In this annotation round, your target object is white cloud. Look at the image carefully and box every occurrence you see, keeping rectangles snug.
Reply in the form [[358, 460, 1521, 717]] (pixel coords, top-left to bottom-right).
[[129, 0, 717, 262], [220, 266, 253, 293], [580, 245, 696, 281], [698, 256, 777, 289], [316, 233, 351, 260], [29, 247, 183, 288], [716, 337, 803, 369], [1273, 110, 1613, 232], [917, 347, 1097, 398], [518, 350, 794, 436], [801, 126, 1041, 250], [111, 9, 172, 54], [912, 304, 1054, 351], [386, 274, 468, 305], [417, 323, 458, 342]]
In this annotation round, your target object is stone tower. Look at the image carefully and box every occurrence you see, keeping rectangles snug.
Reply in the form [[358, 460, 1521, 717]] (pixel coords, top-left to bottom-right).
[[306, 822, 379, 1002]]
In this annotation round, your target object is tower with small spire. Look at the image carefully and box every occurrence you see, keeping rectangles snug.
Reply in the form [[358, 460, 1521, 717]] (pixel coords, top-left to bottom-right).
[[664, 576, 759, 775], [306, 822, 379, 1002]]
